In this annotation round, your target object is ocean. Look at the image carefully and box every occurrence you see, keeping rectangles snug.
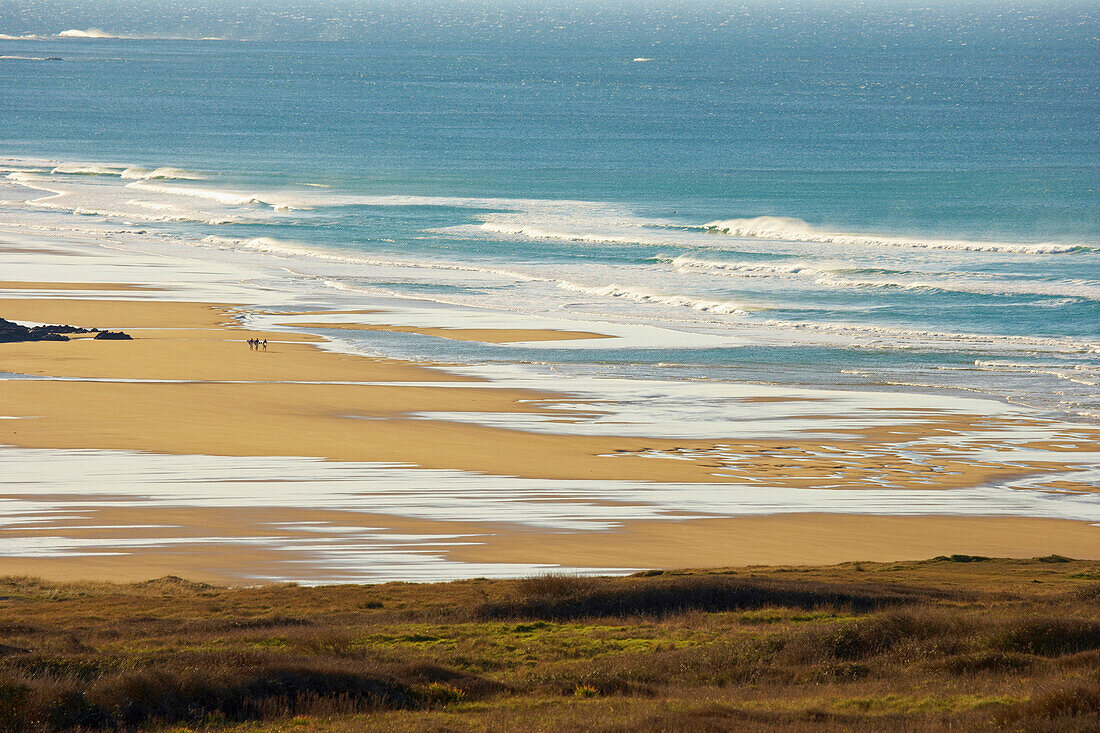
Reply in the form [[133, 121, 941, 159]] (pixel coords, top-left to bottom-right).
[[2, 2, 1098, 422]]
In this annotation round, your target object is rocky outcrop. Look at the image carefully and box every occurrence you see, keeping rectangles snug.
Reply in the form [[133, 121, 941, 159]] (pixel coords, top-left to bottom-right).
[[93, 330, 133, 340], [0, 318, 128, 343], [0, 317, 94, 342]]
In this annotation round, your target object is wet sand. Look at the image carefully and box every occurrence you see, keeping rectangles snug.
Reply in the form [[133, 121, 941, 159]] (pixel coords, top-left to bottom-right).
[[282, 321, 614, 343], [0, 281, 159, 290], [448, 514, 1100, 569], [1, 286, 1098, 583], [2, 505, 1097, 585]]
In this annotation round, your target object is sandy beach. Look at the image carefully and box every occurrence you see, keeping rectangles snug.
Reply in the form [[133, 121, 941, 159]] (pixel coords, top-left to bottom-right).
[[3, 295, 1095, 486], [2, 12, 1097, 731], [1, 270, 1098, 584], [4, 505, 1099, 585]]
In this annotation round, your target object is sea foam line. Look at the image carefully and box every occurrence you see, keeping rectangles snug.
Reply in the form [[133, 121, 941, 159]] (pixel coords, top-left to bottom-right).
[[50, 163, 203, 180], [479, 222, 670, 247], [125, 180, 297, 210], [697, 216, 1090, 254], [664, 255, 1100, 300], [199, 235, 545, 282], [557, 280, 750, 315], [760, 318, 1100, 353]]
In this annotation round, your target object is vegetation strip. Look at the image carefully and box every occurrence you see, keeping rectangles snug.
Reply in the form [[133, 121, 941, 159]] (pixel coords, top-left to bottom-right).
[[1, 557, 1098, 731]]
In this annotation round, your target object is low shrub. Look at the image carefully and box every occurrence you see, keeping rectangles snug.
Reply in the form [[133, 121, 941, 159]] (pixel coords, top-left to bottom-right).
[[784, 610, 962, 662], [941, 652, 1034, 675], [999, 685, 1100, 725], [416, 682, 465, 706], [477, 574, 940, 621], [991, 618, 1100, 657]]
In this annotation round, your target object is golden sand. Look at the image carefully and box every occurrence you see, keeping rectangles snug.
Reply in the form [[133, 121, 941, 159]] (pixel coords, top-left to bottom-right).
[[2, 506, 1097, 584], [2, 291, 1098, 582], [2, 298, 1094, 486], [448, 514, 1100, 569]]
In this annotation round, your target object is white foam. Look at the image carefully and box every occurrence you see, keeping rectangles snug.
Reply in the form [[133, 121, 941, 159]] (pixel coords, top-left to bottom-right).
[[664, 254, 826, 277], [50, 163, 127, 176], [480, 221, 670, 246], [668, 256, 1100, 300], [0, 439, 1097, 584], [759, 318, 1100, 353], [47, 163, 201, 180], [125, 180, 302, 210], [702, 216, 1088, 254], [557, 280, 750, 314], [974, 360, 1100, 387], [200, 234, 545, 283], [120, 166, 204, 180], [57, 28, 120, 39], [5, 170, 244, 225]]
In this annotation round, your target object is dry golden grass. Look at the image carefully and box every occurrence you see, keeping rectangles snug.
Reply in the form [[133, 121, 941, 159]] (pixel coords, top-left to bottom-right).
[[1, 557, 1098, 731]]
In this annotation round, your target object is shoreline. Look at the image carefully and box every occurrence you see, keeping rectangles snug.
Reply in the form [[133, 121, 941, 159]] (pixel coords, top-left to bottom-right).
[[1, 258, 1098, 583], [2, 508, 1099, 585]]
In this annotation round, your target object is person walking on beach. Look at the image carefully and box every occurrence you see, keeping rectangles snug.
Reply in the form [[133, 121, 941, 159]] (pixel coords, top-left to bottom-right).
[[261, 339, 267, 351], [246, 338, 254, 350]]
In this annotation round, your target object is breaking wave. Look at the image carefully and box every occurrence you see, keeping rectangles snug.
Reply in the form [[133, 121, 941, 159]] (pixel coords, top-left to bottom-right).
[[759, 318, 1100, 353], [660, 255, 825, 277], [125, 180, 299, 210], [120, 166, 204, 180], [479, 222, 668, 246], [557, 281, 749, 314], [198, 235, 543, 282], [663, 255, 1100, 299], [57, 28, 122, 39], [699, 216, 1090, 254], [50, 163, 202, 180], [973, 360, 1100, 387], [50, 163, 126, 176]]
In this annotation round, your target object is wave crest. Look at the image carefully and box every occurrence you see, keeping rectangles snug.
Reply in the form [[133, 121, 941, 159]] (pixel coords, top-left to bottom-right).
[[120, 166, 204, 181], [57, 28, 119, 39], [701, 216, 1088, 254], [480, 222, 665, 246], [50, 163, 126, 176], [50, 163, 202, 181], [663, 255, 1100, 299], [557, 281, 749, 314], [126, 181, 299, 210], [661, 254, 824, 277]]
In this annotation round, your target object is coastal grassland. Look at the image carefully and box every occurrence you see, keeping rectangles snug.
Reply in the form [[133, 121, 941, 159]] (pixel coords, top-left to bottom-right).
[[1, 558, 1098, 732]]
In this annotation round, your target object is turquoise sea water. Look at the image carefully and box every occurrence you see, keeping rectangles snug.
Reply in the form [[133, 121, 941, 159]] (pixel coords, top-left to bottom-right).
[[1, 2, 1098, 419]]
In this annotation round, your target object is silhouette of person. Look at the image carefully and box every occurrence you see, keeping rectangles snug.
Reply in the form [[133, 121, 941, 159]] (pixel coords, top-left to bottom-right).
[[247, 338, 254, 350], [262, 339, 267, 351]]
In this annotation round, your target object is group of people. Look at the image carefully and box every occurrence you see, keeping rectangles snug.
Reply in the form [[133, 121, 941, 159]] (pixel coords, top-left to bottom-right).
[[247, 338, 268, 351]]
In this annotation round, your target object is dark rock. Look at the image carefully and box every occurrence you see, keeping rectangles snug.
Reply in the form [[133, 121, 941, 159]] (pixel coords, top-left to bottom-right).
[[0, 317, 95, 342], [0, 318, 35, 342], [93, 330, 133, 340], [31, 324, 89, 335]]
